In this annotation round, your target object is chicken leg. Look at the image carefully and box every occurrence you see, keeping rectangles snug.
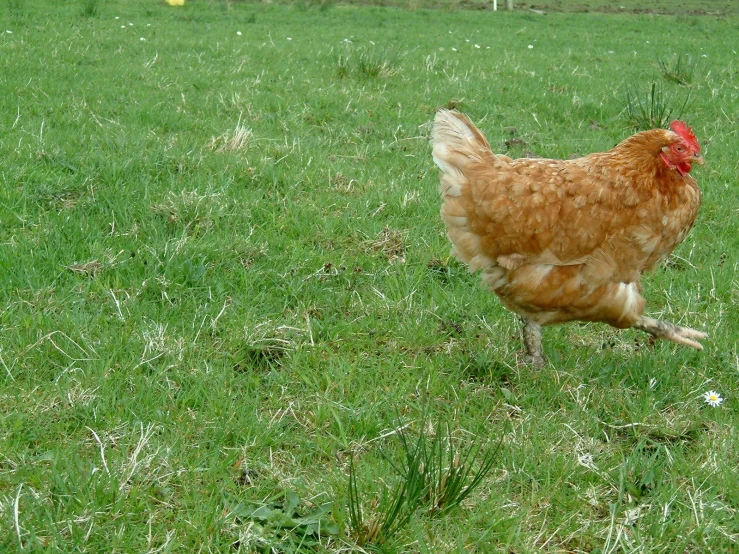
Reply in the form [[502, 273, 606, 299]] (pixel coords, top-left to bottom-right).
[[634, 316, 707, 350], [521, 319, 547, 368]]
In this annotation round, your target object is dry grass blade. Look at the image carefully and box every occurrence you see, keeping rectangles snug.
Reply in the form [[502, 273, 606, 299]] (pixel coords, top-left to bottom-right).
[[208, 119, 253, 152], [362, 227, 406, 264]]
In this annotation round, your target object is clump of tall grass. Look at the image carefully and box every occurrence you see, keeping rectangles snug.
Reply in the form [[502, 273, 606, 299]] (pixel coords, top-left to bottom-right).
[[81, 0, 99, 17], [348, 417, 499, 549], [658, 54, 699, 86], [337, 46, 399, 79], [623, 82, 692, 131]]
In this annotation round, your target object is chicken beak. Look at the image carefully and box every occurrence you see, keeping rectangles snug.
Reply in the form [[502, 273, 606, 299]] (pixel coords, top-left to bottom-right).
[[693, 153, 704, 165]]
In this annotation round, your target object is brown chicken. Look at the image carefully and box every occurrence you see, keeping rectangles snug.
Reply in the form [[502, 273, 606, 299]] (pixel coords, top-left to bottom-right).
[[432, 109, 706, 366]]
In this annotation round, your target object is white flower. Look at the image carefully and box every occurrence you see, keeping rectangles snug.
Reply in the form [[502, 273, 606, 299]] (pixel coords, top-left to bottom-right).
[[286, 37, 292, 41], [451, 47, 457, 52], [474, 44, 480, 49], [528, 44, 534, 49], [140, 37, 145, 41], [236, 31, 242, 36], [703, 390, 723, 407]]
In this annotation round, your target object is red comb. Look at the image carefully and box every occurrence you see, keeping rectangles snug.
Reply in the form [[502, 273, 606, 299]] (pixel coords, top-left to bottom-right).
[[669, 120, 700, 152]]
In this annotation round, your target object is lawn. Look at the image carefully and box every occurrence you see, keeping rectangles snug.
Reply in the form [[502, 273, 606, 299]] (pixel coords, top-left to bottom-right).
[[1, 0, 738, 552]]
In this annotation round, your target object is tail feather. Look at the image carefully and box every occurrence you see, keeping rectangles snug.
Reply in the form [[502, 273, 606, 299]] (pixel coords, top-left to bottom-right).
[[432, 109, 491, 154], [432, 109, 494, 196], [432, 110, 496, 272]]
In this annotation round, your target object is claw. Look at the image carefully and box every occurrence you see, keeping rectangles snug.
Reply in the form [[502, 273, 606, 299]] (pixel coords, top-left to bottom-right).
[[634, 316, 707, 350], [523, 353, 547, 368], [667, 332, 704, 350]]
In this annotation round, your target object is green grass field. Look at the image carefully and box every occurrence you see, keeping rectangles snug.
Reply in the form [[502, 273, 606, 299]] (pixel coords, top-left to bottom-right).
[[1, 0, 738, 551]]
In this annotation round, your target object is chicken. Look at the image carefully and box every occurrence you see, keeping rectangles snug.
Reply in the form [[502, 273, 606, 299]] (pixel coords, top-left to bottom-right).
[[432, 109, 706, 367]]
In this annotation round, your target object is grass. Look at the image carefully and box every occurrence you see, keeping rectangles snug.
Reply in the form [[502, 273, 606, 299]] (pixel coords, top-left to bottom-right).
[[348, 414, 498, 548], [623, 82, 692, 130], [658, 53, 701, 86], [257, 0, 739, 15], [1, 0, 739, 551]]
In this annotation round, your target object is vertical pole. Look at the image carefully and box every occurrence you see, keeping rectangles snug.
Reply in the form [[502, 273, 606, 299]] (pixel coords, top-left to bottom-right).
[[493, 0, 497, 10]]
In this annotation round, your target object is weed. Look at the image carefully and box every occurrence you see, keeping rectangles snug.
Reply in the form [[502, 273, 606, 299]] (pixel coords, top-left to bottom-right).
[[231, 491, 341, 552]]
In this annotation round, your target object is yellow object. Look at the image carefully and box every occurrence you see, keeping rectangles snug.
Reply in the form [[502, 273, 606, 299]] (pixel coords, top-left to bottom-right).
[[166, 0, 185, 5]]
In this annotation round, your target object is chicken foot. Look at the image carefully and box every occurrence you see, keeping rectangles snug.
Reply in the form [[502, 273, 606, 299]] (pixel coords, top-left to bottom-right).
[[521, 319, 547, 368], [634, 316, 707, 350]]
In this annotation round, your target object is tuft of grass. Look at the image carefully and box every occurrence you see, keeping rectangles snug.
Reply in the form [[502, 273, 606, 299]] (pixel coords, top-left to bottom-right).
[[337, 46, 399, 79], [348, 416, 498, 548], [208, 118, 253, 153], [658, 53, 699, 85], [623, 82, 692, 130], [348, 453, 424, 548], [399, 420, 499, 517], [232, 321, 306, 371], [81, 0, 99, 18]]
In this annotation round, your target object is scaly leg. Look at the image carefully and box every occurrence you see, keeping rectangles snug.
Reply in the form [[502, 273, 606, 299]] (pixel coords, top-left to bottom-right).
[[521, 318, 547, 368], [634, 316, 707, 350]]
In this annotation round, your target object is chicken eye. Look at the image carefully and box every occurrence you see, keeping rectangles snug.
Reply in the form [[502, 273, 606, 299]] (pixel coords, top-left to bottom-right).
[[674, 144, 685, 153]]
